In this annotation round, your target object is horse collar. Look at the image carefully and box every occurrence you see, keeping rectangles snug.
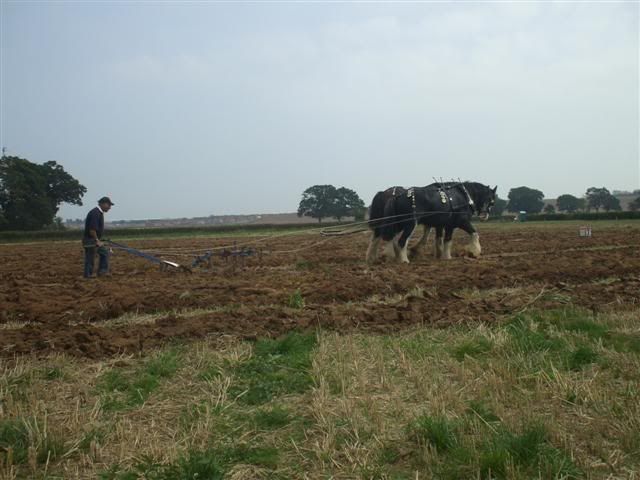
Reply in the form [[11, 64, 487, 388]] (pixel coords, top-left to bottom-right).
[[407, 188, 417, 211], [459, 184, 477, 214]]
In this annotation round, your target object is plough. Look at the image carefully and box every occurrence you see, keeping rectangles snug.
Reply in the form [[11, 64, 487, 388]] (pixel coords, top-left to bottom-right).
[[105, 240, 263, 273], [106, 240, 191, 273], [192, 243, 262, 269]]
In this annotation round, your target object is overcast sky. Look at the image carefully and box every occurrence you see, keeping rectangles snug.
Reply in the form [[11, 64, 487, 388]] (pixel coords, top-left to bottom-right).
[[1, 1, 638, 221]]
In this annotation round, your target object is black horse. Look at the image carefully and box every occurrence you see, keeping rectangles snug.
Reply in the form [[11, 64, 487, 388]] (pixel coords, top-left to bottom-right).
[[366, 182, 497, 264]]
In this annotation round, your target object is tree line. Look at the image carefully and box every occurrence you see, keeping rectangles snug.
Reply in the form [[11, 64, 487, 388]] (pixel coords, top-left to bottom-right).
[[2, 154, 639, 231], [297, 184, 640, 223], [502, 186, 640, 215]]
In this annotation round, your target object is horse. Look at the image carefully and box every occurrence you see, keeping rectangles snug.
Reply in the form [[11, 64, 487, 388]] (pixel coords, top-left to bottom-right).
[[366, 182, 497, 264], [366, 186, 407, 262]]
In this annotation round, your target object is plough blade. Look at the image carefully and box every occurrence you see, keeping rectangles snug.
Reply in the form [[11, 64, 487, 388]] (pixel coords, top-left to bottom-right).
[[106, 240, 190, 273]]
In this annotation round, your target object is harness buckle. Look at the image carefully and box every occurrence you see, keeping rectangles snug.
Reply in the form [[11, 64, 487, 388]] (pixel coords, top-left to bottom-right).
[[407, 188, 417, 211]]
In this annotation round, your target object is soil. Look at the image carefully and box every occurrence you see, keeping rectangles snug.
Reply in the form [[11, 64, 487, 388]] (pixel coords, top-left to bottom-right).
[[1, 224, 639, 359]]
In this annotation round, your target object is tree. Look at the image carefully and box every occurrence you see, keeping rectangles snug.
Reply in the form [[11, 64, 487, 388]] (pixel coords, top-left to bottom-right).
[[629, 196, 640, 212], [585, 187, 611, 212], [0, 156, 86, 230], [556, 194, 583, 213], [333, 187, 365, 221], [602, 194, 621, 212], [297, 185, 338, 223], [297, 185, 366, 222], [506, 186, 545, 214], [492, 196, 507, 216], [543, 204, 556, 214]]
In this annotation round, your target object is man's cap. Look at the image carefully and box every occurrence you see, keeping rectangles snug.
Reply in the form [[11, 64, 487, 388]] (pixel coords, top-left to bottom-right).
[[98, 196, 115, 206]]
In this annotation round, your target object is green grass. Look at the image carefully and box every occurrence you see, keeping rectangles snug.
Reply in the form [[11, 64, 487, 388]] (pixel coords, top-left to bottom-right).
[[507, 309, 640, 372], [99, 443, 280, 479], [567, 345, 599, 371], [505, 315, 568, 354], [96, 349, 182, 411], [40, 366, 65, 381], [4, 305, 640, 478], [228, 332, 316, 405], [253, 405, 292, 430], [451, 335, 493, 361], [478, 424, 581, 479], [407, 415, 459, 452], [286, 289, 306, 309], [0, 417, 64, 465], [410, 419, 582, 480], [544, 310, 640, 355], [466, 400, 500, 423], [0, 418, 30, 464], [99, 449, 225, 480], [0, 223, 331, 244], [78, 427, 107, 453]]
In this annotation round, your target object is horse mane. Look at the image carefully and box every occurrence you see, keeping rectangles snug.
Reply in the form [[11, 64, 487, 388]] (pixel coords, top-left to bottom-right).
[[462, 181, 491, 202]]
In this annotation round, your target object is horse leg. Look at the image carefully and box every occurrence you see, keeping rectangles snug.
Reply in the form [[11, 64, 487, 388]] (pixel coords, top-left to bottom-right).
[[392, 237, 401, 260], [397, 222, 416, 263], [410, 225, 430, 259], [461, 223, 481, 258], [443, 227, 454, 260], [434, 226, 444, 259], [467, 231, 481, 258], [366, 233, 381, 264]]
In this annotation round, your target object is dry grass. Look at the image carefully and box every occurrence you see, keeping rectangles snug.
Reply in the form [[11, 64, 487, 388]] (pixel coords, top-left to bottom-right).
[[1, 307, 639, 479]]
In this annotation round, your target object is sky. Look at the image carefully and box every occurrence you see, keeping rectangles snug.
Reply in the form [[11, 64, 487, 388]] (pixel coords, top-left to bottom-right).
[[1, 1, 638, 221]]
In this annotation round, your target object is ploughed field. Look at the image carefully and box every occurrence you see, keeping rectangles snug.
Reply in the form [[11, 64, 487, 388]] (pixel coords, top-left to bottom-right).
[[1, 222, 639, 359]]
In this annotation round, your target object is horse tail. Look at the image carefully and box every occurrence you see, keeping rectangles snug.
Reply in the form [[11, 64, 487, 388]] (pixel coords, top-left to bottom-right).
[[368, 191, 388, 236], [381, 195, 400, 241]]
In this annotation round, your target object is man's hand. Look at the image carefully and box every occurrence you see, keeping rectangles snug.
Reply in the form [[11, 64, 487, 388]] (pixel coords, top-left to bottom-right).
[[96, 240, 103, 247]]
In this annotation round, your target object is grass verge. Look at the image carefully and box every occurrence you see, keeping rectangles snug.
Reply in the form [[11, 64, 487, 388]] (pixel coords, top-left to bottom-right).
[[1, 307, 639, 478]]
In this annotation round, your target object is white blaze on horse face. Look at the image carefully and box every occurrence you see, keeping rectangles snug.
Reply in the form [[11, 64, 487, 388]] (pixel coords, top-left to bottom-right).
[[468, 232, 481, 257]]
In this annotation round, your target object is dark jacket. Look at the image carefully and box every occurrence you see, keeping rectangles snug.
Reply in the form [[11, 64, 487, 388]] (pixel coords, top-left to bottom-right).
[[83, 207, 104, 245]]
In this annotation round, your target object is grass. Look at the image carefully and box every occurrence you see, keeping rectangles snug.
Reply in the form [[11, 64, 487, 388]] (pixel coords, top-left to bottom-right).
[[477, 423, 581, 479], [2, 306, 639, 478], [407, 414, 459, 452], [253, 405, 291, 430], [99, 449, 226, 480], [286, 289, 306, 309], [228, 331, 316, 405], [451, 334, 493, 361], [0, 223, 332, 244], [96, 348, 182, 411], [0, 419, 31, 464]]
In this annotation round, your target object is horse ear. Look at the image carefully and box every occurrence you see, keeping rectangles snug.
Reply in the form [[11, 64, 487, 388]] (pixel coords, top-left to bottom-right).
[[492, 186, 498, 193]]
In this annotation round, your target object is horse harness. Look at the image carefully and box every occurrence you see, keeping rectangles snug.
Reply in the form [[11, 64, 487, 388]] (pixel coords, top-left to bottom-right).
[[406, 183, 476, 218]]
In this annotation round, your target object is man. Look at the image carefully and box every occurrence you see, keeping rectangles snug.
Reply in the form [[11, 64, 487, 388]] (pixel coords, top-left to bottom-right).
[[83, 196, 114, 278]]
